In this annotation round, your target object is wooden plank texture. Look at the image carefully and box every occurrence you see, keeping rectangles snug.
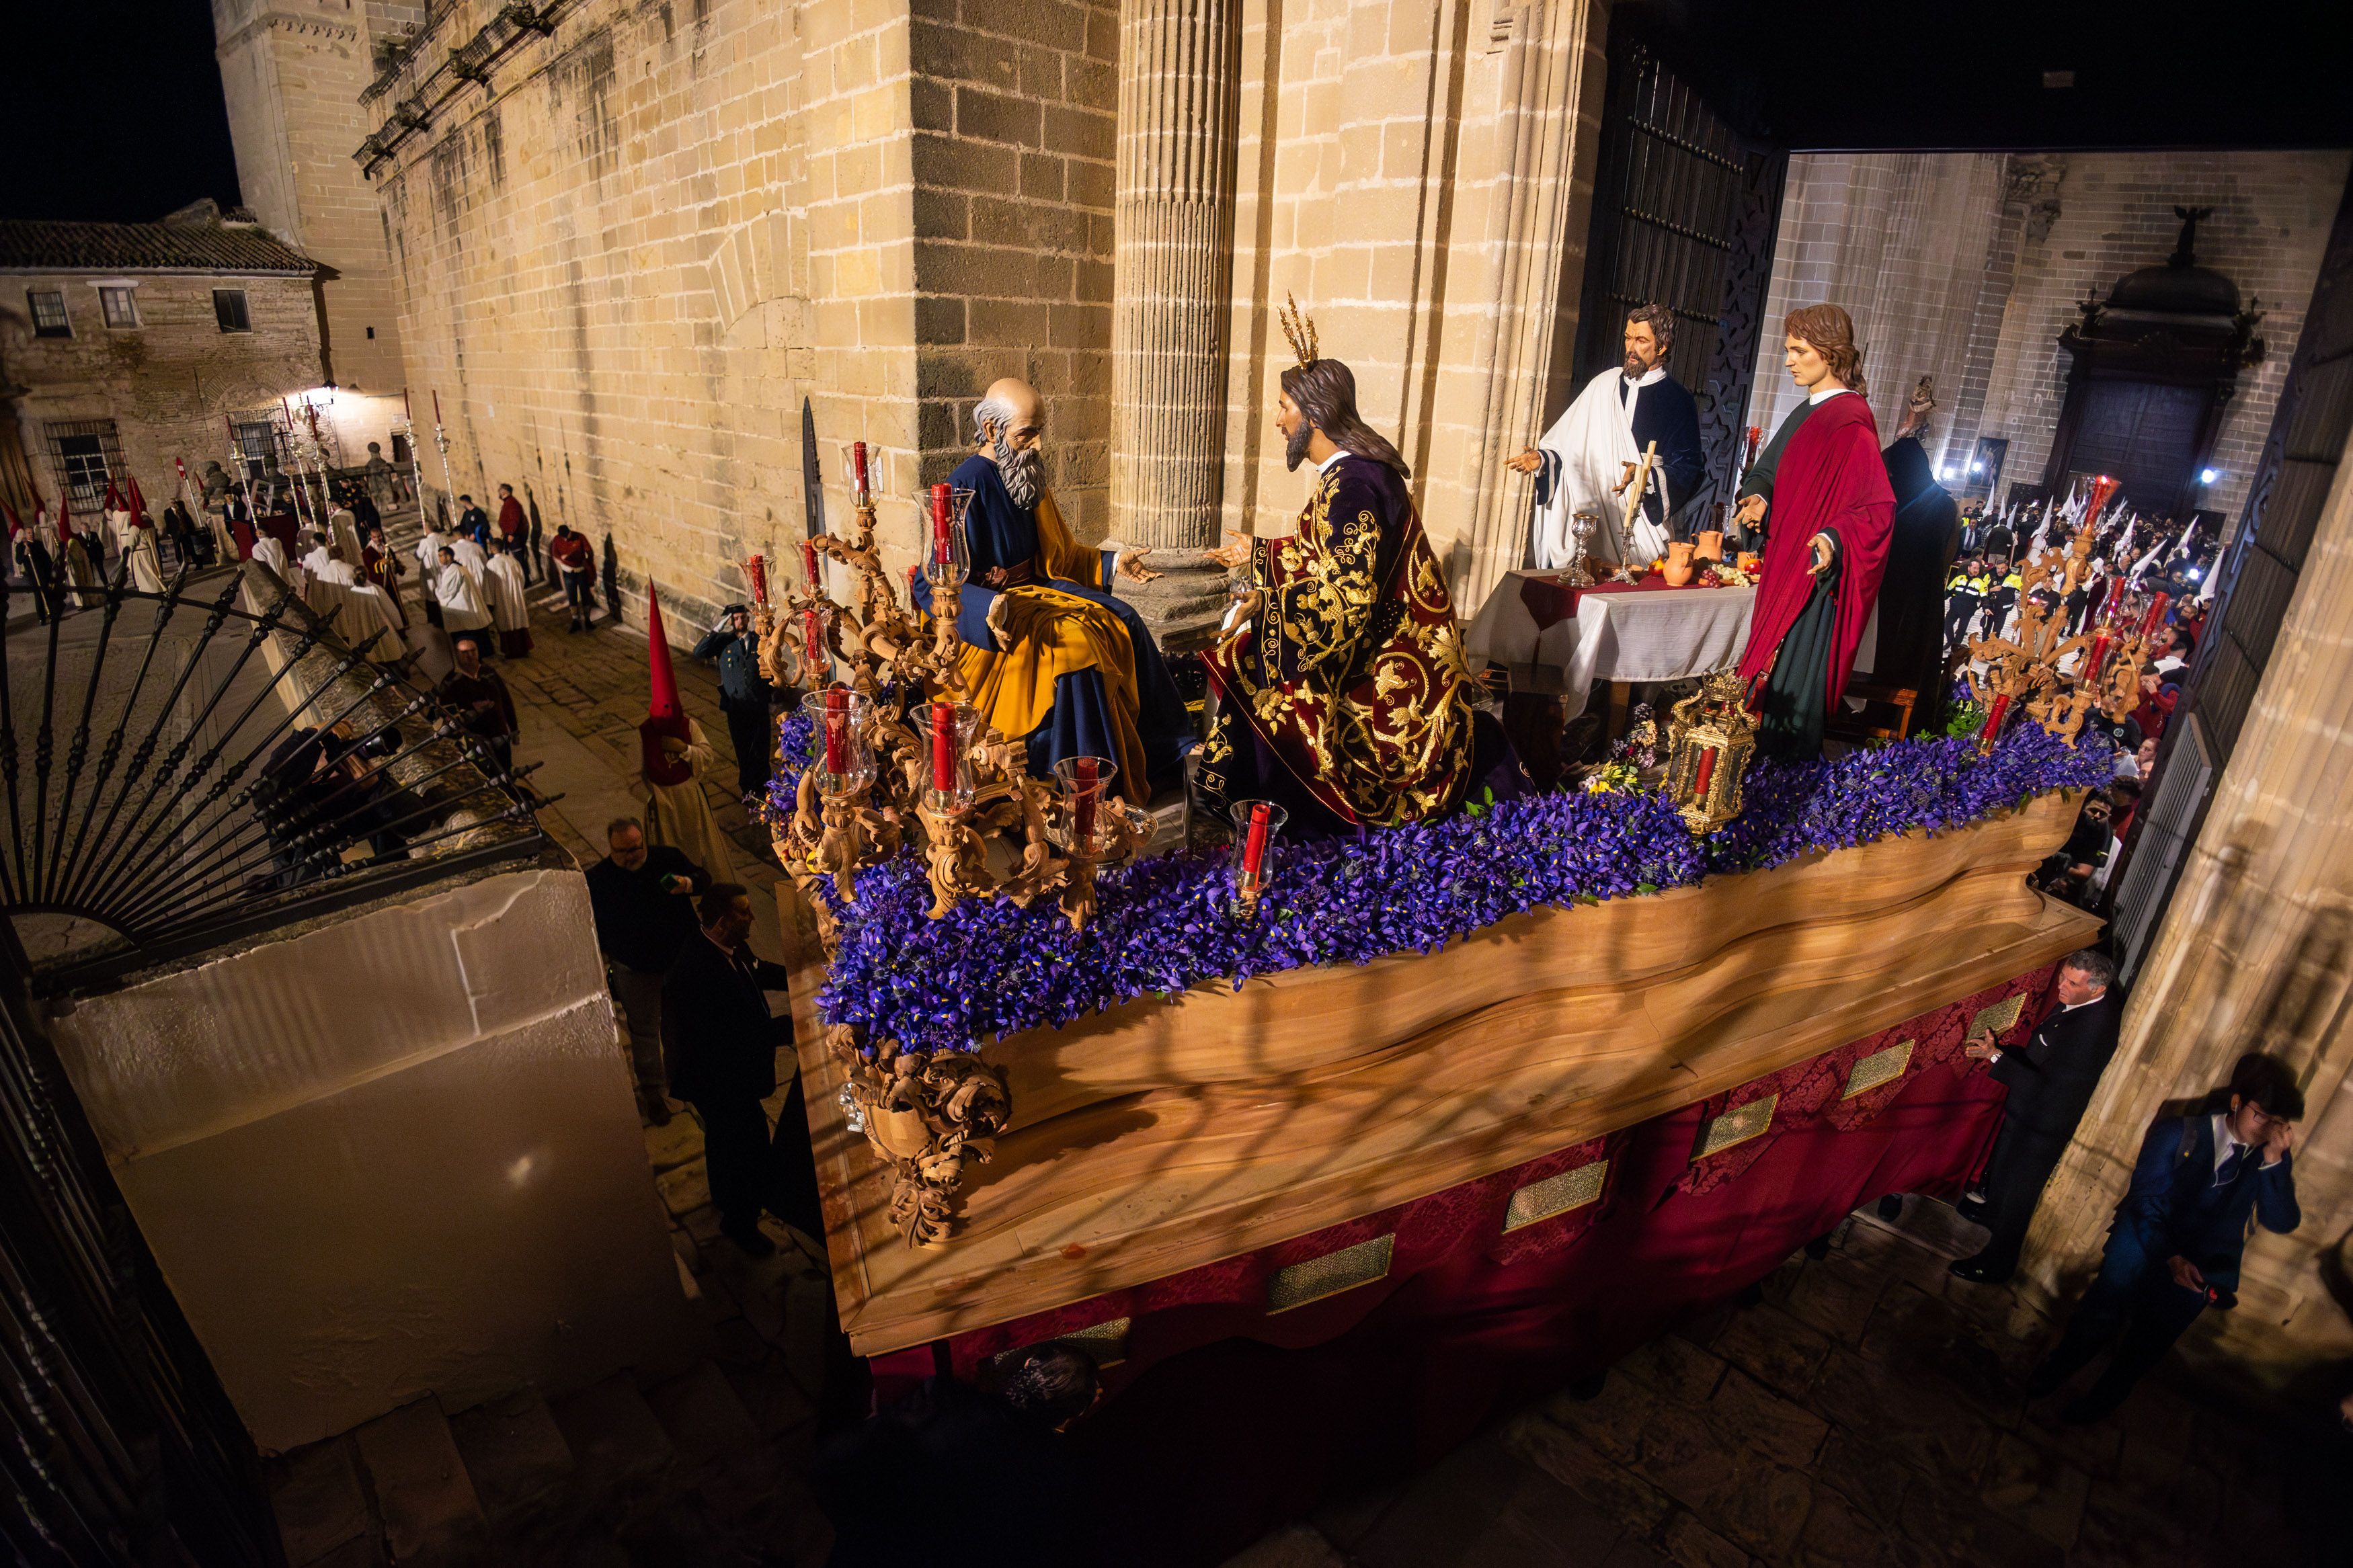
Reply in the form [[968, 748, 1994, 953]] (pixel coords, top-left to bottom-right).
[[784, 790, 2096, 1355]]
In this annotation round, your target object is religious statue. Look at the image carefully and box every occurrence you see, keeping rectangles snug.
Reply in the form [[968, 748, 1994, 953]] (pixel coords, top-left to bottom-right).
[[362, 441, 397, 505], [1197, 296, 1474, 836], [1878, 378, 1963, 734], [908, 376, 1191, 801], [1510, 301, 1705, 570], [1732, 304, 1897, 759]]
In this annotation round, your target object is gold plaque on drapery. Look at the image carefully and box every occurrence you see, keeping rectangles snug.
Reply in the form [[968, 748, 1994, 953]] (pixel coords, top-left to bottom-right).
[[1968, 993, 2027, 1042], [1503, 1160, 1609, 1233], [1695, 1094, 1778, 1160], [1842, 1040, 1915, 1100], [1267, 1234, 1395, 1314], [993, 1315, 1131, 1370]]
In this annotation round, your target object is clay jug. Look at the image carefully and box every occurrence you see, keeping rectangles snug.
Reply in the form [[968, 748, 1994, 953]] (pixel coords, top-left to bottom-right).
[[1663, 541, 1697, 586], [1694, 530, 1724, 563]]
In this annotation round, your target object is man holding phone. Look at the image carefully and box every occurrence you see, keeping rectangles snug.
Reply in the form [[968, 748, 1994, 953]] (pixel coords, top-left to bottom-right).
[[586, 816, 710, 1125]]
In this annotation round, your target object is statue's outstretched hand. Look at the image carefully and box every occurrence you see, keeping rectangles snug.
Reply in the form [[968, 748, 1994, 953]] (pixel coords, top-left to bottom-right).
[[1115, 548, 1161, 584], [1506, 448, 1543, 475], [1207, 532, 1254, 570], [1734, 494, 1767, 528]]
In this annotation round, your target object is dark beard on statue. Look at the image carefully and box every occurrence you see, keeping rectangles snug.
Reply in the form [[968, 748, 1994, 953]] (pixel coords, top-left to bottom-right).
[[1623, 351, 1648, 378], [994, 438, 1042, 510], [1283, 420, 1313, 472]]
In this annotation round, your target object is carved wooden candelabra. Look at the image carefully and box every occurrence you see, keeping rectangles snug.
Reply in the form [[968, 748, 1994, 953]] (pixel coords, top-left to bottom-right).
[[756, 489, 1148, 1245]]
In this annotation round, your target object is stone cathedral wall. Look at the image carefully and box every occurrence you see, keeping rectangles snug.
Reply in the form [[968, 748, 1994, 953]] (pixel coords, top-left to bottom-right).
[[357, 0, 1611, 626]]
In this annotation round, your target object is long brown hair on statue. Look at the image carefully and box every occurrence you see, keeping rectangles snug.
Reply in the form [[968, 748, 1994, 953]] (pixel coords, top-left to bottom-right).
[[1281, 358, 1412, 478], [1784, 302, 1868, 402]]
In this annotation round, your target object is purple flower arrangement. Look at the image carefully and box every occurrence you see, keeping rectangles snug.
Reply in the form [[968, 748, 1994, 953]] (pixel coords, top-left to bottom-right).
[[809, 725, 2112, 1056]]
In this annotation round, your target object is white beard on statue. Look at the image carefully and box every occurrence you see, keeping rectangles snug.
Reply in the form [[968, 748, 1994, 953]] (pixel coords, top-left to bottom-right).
[[1527, 366, 1675, 572]]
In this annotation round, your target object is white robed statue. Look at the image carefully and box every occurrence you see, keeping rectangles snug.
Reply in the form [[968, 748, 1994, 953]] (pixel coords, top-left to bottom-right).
[[1508, 306, 1706, 573]]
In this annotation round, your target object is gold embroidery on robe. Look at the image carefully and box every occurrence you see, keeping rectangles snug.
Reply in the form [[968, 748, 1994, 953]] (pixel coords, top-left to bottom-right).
[[1204, 460, 1472, 827]]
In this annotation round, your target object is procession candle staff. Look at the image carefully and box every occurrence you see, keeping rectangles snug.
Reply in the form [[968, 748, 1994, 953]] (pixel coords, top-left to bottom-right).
[[431, 390, 458, 530], [399, 390, 430, 517], [223, 417, 266, 563]]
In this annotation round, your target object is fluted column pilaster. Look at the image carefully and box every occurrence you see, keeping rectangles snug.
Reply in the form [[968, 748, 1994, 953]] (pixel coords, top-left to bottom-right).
[[1111, 0, 1242, 561]]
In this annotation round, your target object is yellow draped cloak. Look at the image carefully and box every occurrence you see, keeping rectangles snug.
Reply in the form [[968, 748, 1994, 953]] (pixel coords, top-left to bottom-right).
[[941, 487, 1149, 796]]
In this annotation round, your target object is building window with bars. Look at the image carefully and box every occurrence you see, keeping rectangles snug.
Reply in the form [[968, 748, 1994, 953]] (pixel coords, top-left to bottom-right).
[[213, 288, 251, 333], [42, 419, 124, 507], [97, 285, 139, 329], [28, 288, 71, 337]]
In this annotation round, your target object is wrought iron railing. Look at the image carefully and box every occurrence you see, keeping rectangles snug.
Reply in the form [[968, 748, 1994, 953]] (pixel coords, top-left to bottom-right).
[[0, 948, 284, 1565], [2, 556, 551, 991]]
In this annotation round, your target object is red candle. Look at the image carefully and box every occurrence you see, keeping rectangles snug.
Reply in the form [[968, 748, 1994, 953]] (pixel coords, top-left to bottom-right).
[[2085, 632, 2112, 686], [931, 701, 957, 793], [823, 687, 848, 773], [803, 608, 824, 666], [2139, 591, 2171, 641], [1074, 756, 1098, 843], [1983, 693, 2010, 745], [801, 538, 821, 593], [1693, 744, 1718, 797], [432, 389, 442, 422], [746, 554, 768, 609], [1744, 426, 1761, 465], [2102, 576, 2126, 622], [930, 482, 952, 564], [852, 441, 870, 497], [1242, 800, 1271, 884]]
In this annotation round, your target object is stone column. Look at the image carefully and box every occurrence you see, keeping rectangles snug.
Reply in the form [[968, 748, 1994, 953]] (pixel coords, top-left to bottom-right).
[[1109, 0, 1243, 645]]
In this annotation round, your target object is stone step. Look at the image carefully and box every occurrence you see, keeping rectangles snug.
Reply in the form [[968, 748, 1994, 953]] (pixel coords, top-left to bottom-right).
[[547, 1372, 680, 1511], [349, 1397, 490, 1567], [641, 1360, 764, 1467], [263, 1435, 374, 1567], [446, 1389, 577, 1530]]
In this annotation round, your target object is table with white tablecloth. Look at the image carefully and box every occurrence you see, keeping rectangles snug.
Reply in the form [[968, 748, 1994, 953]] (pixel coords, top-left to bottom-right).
[[1464, 571, 1758, 719]]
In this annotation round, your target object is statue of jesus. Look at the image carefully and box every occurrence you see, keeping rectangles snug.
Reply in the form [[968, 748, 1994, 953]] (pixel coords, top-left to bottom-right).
[[1198, 298, 1474, 836]]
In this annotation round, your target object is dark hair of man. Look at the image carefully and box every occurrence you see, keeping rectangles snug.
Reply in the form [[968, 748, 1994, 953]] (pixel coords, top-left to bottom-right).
[[1280, 358, 1411, 478], [1626, 301, 1676, 357], [2229, 1053, 2305, 1121], [699, 881, 750, 927], [606, 815, 643, 841], [459, 493, 473, 503], [1784, 303, 1869, 401], [992, 1342, 1099, 1427], [2059, 948, 2116, 990]]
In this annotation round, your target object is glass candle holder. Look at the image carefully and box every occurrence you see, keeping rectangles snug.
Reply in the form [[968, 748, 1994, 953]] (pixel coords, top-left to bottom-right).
[[841, 442, 887, 507], [1045, 756, 1121, 856], [1229, 798, 1286, 906], [926, 483, 972, 592], [801, 686, 875, 798], [914, 698, 983, 813]]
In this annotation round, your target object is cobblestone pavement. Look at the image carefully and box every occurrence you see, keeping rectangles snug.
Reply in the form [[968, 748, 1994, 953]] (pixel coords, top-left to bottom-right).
[[1224, 1197, 2331, 1568]]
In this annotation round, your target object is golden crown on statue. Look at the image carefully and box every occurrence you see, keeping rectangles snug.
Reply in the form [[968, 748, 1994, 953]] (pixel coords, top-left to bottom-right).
[[1279, 291, 1320, 368]]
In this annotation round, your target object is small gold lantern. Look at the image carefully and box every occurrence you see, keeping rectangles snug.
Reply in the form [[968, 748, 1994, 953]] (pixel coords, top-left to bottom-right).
[[1665, 670, 1757, 834]]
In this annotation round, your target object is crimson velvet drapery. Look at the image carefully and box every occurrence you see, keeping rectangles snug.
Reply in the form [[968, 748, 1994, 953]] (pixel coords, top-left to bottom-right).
[[867, 962, 2059, 1564]]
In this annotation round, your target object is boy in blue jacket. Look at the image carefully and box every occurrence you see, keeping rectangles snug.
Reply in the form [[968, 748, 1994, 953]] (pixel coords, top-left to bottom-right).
[[2031, 1054, 2302, 1423]]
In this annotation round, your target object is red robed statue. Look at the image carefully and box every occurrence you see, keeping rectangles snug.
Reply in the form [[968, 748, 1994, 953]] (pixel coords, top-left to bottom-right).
[[1733, 304, 1897, 759]]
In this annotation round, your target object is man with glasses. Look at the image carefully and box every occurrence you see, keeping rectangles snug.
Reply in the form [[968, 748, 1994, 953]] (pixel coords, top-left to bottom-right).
[[2028, 1053, 2303, 1423]]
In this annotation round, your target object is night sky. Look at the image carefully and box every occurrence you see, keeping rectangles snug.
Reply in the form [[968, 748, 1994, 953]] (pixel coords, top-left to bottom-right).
[[0, 1, 243, 223]]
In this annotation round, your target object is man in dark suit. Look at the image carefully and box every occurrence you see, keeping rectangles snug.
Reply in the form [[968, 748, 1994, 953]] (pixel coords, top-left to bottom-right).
[[2030, 1054, 2303, 1423], [585, 816, 707, 1126], [661, 882, 824, 1258], [1949, 950, 2122, 1284]]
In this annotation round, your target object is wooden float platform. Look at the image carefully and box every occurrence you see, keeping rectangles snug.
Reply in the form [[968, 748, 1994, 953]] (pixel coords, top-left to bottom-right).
[[783, 790, 2098, 1356]]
